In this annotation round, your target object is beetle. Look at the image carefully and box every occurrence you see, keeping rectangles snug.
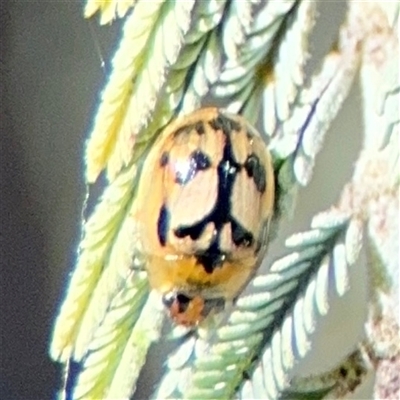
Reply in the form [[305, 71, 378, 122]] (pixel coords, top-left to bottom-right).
[[135, 108, 274, 326]]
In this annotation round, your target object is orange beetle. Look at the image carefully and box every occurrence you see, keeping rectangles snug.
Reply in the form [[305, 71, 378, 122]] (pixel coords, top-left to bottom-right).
[[136, 108, 274, 326]]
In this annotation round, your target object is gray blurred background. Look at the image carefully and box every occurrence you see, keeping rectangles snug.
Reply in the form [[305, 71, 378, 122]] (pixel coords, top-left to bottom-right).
[[1, 1, 368, 399]]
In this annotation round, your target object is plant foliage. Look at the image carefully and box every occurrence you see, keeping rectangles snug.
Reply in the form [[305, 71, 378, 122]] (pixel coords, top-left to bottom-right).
[[50, 1, 399, 399]]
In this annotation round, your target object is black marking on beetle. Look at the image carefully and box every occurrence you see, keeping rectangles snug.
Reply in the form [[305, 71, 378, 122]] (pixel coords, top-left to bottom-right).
[[175, 223, 204, 240], [176, 293, 191, 313], [173, 128, 253, 273], [231, 219, 254, 247], [195, 250, 225, 274], [192, 150, 211, 170], [194, 121, 205, 135], [209, 114, 241, 135], [160, 151, 169, 167], [157, 205, 169, 246], [244, 154, 267, 193], [162, 293, 191, 313], [175, 150, 211, 185], [169, 117, 267, 272]]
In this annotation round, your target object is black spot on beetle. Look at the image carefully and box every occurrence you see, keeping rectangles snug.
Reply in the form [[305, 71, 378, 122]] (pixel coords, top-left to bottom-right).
[[175, 150, 211, 185], [173, 131, 254, 274], [160, 151, 169, 167], [176, 294, 191, 313], [244, 154, 266, 193], [209, 114, 241, 135], [231, 220, 254, 247], [157, 205, 169, 246], [195, 249, 225, 274], [162, 293, 191, 313], [174, 222, 204, 240], [194, 121, 205, 135], [192, 150, 211, 170], [208, 116, 223, 131]]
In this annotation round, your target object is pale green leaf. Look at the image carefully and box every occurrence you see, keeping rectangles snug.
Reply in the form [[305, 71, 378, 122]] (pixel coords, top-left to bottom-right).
[[50, 164, 138, 362], [221, 0, 260, 61], [73, 199, 145, 359], [85, 0, 195, 182], [105, 291, 165, 399], [284, 39, 361, 185], [315, 256, 330, 316], [262, 0, 315, 130], [285, 229, 333, 249], [125, 0, 228, 166], [280, 315, 295, 371], [333, 243, 349, 297], [160, 213, 363, 400], [70, 272, 148, 399], [85, 0, 165, 182], [216, 0, 315, 127], [84, 0, 137, 24], [107, 0, 196, 179], [293, 297, 311, 358], [236, 216, 362, 398], [51, 1, 394, 399]]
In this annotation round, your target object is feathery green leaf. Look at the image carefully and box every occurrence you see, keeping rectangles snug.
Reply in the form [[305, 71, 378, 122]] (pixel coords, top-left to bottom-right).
[[155, 212, 363, 400], [70, 272, 149, 399], [50, 163, 138, 362]]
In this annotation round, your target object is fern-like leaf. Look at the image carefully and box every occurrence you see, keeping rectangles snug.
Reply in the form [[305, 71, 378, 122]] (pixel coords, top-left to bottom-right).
[[269, 8, 362, 228], [84, 0, 137, 24], [113, 0, 230, 172], [85, 0, 195, 182], [50, 2, 400, 399], [72, 198, 145, 360], [50, 163, 138, 362], [66, 272, 149, 399], [51, 2, 236, 398], [215, 0, 313, 125], [104, 291, 165, 399], [106, 0, 196, 180], [290, 49, 361, 186], [221, 0, 260, 61], [154, 212, 363, 399]]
